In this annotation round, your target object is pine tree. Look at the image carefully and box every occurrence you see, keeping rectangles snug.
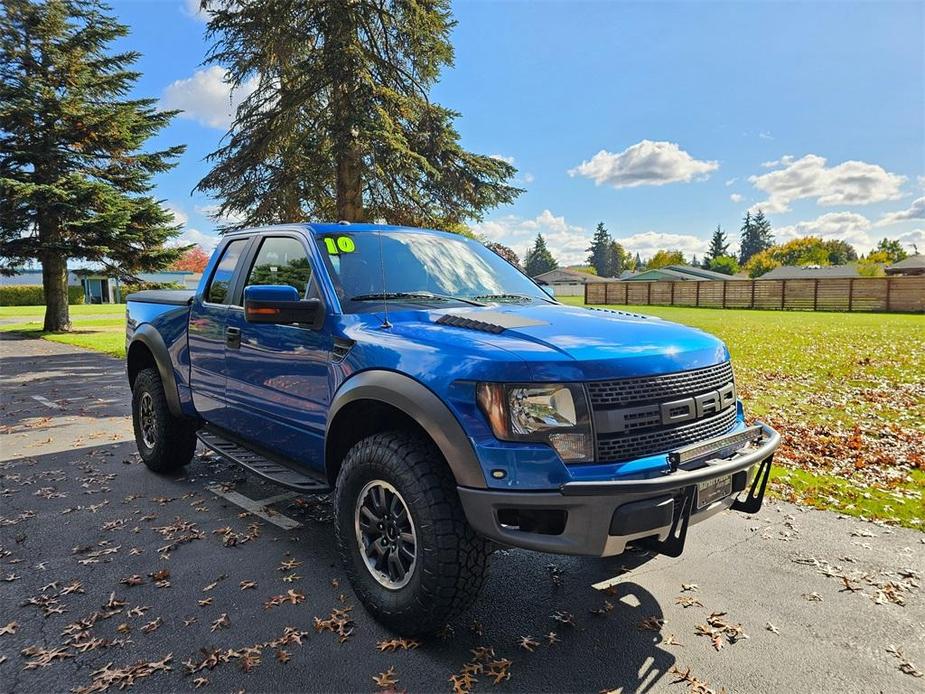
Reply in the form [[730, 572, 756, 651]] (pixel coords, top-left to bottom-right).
[[605, 240, 627, 277], [633, 252, 644, 272], [0, 0, 185, 331], [586, 222, 613, 276], [738, 210, 773, 265], [706, 225, 729, 262], [195, 0, 521, 229], [524, 234, 558, 276]]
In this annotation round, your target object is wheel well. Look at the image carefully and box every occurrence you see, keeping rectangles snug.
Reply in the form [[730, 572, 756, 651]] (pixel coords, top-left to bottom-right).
[[127, 341, 157, 390], [325, 399, 445, 485]]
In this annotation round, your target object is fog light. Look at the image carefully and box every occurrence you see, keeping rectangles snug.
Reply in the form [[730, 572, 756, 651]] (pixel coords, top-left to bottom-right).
[[549, 432, 592, 461]]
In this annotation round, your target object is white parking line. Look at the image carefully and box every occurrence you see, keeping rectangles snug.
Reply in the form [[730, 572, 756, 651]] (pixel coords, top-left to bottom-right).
[[31, 395, 62, 410], [206, 485, 302, 530]]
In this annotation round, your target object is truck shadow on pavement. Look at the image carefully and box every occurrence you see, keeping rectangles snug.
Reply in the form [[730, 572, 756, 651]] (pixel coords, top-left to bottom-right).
[[0, 437, 676, 693]]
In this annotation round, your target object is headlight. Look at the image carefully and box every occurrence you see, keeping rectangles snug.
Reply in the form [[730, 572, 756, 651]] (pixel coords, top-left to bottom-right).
[[476, 383, 594, 462]]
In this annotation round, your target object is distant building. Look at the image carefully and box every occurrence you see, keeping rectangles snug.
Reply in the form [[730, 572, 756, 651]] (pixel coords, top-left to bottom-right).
[[885, 255, 925, 277], [758, 264, 862, 281], [620, 264, 736, 282], [533, 268, 608, 296], [0, 268, 200, 303]]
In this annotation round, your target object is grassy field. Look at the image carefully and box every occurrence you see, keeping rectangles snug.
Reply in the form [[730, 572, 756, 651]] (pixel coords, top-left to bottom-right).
[[0, 303, 124, 318], [4, 301, 923, 528]]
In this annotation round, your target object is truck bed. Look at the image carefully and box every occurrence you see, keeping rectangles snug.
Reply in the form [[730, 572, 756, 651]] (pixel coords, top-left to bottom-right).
[[125, 289, 195, 306]]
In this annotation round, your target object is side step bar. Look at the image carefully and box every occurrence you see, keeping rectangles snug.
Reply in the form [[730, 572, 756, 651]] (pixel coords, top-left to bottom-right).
[[197, 427, 331, 494]]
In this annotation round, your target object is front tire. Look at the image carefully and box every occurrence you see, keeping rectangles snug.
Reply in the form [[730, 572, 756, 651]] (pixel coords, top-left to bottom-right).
[[334, 431, 489, 635], [131, 367, 197, 473]]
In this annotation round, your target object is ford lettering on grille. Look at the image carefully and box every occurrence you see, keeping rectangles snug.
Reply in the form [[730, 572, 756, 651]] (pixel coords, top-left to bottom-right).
[[588, 362, 738, 463]]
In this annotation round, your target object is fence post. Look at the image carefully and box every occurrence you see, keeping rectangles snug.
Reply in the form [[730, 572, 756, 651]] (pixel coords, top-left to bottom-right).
[[722, 281, 727, 308], [647, 282, 652, 305], [750, 280, 756, 309], [886, 277, 892, 312], [670, 281, 675, 306], [584, 282, 589, 305], [813, 279, 819, 310], [848, 278, 854, 311], [781, 280, 786, 310], [695, 281, 701, 307]]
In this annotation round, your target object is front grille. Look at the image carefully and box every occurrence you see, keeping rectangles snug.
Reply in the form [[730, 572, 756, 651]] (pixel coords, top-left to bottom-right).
[[596, 406, 737, 463], [588, 361, 734, 409]]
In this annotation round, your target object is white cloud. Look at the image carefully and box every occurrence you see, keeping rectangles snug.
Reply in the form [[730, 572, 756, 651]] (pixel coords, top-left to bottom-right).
[[896, 229, 925, 251], [178, 227, 220, 252], [164, 203, 188, 226], [774, 211, 875, 253], [729, 193, 744, 203], [195, 204, 247, 226], [161, 66, 257, 129], [472, 210, 590, 266], [522, 172, 535, 184], [761, 155, 795, 169], [748, 154, 906, 213], [568, 140, 719, 189], [613, 231, 709, 260], [758, 130, 774, 140], [489, 154, 516, 165], [875, 196, 925, 227], [725, 178, 737, 187]]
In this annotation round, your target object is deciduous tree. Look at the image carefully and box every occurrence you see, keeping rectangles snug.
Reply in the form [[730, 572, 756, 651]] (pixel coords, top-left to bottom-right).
[[0, 0, 185, 331], [647, 249, 686, 269]]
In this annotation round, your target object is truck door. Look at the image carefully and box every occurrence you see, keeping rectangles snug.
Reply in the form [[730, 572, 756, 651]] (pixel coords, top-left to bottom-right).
[[223, 233, 332, 472], [188, 237, 252, 429]]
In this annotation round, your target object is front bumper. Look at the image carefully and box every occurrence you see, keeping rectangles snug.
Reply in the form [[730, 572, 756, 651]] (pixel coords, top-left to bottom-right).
[[458, 422, 780, 557]]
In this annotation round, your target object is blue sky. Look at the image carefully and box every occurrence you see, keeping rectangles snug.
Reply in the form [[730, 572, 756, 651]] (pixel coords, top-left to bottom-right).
[[113, 0, 924, 264]]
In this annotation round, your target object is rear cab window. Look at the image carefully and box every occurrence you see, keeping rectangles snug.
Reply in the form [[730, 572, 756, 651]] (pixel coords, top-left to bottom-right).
[[205, 239, 249, 305]]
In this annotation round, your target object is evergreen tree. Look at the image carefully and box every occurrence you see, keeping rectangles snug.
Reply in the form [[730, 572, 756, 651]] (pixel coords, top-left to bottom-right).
[[738, 210, 773, 265], [605, 240, 628, 277], [196, 0, 521, 229], [524, 234, 558, 276], [0, 0, 186, 331], [633, 252, 644, 271], [706, 225, 729, 262], [586, 222, 613, 276]]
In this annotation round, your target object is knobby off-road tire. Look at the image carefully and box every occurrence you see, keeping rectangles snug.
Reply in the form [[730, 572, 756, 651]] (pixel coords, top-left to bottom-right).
[[334, 431, 490, 635], [131, 367, 197, 473]]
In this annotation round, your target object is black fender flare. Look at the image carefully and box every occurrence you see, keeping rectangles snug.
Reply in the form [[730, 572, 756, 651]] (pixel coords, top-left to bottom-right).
[[326, 370, 487, 488], [128, 324, 183, 418]]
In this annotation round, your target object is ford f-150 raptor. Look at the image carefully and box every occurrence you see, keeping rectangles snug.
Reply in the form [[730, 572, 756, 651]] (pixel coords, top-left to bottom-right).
[[125, 223, 780, 633]]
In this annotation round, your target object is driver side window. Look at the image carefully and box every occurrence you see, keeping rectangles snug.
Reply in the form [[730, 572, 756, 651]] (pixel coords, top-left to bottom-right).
[[245, 237, 313, 297]]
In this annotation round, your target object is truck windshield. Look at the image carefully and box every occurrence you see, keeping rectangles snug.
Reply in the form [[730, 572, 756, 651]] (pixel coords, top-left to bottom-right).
[[315, 229, 553, 313]]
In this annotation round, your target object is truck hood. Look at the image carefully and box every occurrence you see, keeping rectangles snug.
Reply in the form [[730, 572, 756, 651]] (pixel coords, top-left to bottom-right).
[[346, 302, 730, 383]]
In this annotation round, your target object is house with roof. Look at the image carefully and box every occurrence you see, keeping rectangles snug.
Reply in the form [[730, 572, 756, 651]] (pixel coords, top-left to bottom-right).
[[758, 264, 862, 281], [885, 255, 925, 276], [620, 264, 736, 282], [533, 268, 609, 296], [0, 268, 200, 304]]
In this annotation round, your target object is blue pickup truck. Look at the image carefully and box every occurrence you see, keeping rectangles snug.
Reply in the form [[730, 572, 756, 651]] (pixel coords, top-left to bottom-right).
[[125, 222, 779, 633]]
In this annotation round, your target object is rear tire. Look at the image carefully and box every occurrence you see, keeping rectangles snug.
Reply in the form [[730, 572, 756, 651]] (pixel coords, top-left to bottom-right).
[[132, 367, 197, 473], [334, 431, 489, 635]]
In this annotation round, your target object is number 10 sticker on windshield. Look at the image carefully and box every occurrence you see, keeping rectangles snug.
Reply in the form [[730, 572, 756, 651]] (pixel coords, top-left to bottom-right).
[[322, 236, 356, 254]]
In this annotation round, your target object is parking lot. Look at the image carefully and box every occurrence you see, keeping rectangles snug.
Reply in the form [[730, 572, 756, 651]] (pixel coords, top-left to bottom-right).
[[1, 334, 922, 693]]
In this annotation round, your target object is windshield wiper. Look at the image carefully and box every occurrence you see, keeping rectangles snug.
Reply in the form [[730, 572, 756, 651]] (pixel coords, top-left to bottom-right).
[[350, 291, 486, 306], [470, 293, 536, 303]]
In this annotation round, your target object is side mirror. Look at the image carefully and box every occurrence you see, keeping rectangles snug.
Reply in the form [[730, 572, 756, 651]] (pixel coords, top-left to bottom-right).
[[243, 285, 322, 328]]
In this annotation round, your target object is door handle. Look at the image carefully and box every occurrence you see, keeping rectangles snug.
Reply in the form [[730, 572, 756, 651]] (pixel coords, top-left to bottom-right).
[[225, 326, 241, 349]]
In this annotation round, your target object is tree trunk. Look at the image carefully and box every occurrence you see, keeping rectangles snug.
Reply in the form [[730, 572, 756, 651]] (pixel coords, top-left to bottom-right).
[[42, 253, 71, 332], [336, 139, 363, 221]]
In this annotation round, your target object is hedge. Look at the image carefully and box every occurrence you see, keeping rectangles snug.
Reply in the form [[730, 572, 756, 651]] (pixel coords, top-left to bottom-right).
[[0, 284, 86, 306]]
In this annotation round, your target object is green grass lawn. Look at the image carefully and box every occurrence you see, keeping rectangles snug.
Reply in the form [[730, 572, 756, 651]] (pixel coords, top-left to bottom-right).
[[560, 297, 925, 529], [0, 303, 125, 319], [0, 315, 125, 358]]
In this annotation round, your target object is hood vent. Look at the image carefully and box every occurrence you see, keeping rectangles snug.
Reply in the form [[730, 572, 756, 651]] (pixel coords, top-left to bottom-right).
[[588, 306, 651, 320], [332, 337, 355, 361], [435, 314, 505, 334]]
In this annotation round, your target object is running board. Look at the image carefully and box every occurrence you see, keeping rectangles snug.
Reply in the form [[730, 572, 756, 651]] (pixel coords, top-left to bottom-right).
[[197, 428, 331, 494]]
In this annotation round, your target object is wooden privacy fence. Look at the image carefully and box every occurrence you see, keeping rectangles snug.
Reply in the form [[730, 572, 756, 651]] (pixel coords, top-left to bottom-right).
[[584, 276, 925, 313]]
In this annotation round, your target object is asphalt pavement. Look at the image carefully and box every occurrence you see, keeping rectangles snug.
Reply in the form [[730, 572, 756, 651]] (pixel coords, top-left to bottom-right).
[[1, 333, 922, 694]]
